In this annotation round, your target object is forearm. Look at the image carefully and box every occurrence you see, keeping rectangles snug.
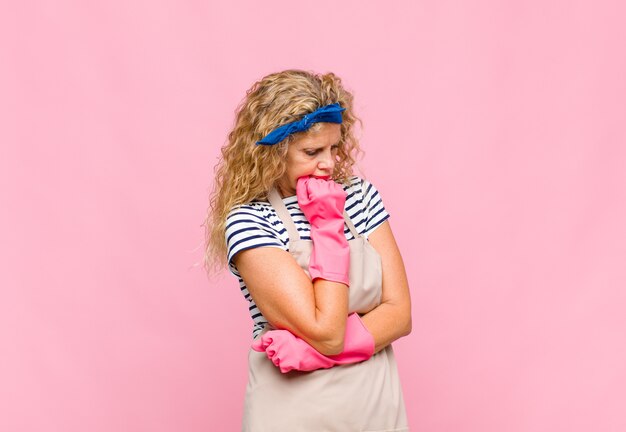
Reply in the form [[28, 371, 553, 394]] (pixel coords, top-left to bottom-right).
[[359, 301, 412, 354], [286, 278, 348, 356], [308, 279, 348, 354]]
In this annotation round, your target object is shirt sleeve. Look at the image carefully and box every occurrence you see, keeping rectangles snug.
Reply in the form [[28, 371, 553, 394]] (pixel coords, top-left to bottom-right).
[[361, 177, 391, 238], [225, 205, 285, 277]]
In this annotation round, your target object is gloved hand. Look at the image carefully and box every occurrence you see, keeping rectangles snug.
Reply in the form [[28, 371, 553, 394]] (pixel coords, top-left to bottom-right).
[[251, 313, 375, 373], [296, 175, 350, 286]]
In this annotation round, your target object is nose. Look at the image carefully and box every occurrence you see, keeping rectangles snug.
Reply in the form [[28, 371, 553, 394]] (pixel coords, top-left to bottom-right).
[[316, 148, 335, 175]]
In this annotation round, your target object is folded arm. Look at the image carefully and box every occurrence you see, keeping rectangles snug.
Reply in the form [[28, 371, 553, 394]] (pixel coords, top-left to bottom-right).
[[359, 219, 412, 354], [233, 247, 349, 355]]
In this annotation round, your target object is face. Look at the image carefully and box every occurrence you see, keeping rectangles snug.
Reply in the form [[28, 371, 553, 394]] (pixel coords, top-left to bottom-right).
[[276, 122, 342, 197]]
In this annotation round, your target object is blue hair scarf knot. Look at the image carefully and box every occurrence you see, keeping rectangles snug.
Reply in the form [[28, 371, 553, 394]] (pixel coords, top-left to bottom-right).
[[256, 103, 346, 146]]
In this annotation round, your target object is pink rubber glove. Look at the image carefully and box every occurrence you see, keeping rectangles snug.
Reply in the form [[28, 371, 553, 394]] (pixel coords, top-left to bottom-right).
[[296, 175, 350, 286], [251, 313, 375, 374]]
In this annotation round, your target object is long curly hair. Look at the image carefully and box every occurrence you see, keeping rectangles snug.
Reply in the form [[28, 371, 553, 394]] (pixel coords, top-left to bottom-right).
[[202, 69, 365, 278]]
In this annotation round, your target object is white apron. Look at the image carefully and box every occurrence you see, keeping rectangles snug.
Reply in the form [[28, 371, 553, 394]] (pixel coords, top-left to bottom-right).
[[241, 187, 409, 432]]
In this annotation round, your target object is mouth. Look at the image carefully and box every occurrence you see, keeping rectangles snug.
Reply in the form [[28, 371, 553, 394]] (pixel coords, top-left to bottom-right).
[[309, 174, 331, 180]]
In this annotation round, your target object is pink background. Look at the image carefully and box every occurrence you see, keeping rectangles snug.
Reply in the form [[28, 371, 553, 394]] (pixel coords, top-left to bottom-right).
[[2, 1, 625, 431]]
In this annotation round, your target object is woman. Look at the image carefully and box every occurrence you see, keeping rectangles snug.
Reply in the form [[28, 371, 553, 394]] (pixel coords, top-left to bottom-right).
[[204, 69, 412, 431]]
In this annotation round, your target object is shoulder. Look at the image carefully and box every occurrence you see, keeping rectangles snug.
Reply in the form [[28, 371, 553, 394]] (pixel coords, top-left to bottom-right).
[[225, 200, 285, 243], [343, 175, 363, 190], [226, 201, 274, 227], [225, 200, 286, 276], [342, 174, 382, 193], [338, 175, 361, 203], [352, 175, 383, 201], [342, 175, 386, 207], [344, 175, 390, 238]]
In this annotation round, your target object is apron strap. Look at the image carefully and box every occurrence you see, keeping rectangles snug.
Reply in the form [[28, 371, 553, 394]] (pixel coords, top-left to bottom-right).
[[267, 187, 362, 242], [267, 188, 301, 241], [343, 213, 360, 239]]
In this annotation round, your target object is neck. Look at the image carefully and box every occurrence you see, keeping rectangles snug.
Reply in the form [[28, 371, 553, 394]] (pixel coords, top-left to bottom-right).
[[276, 182, 294, 199]]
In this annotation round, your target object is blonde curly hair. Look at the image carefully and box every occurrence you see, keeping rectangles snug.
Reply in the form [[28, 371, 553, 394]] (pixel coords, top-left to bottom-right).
[[202, 69, 365, 278]]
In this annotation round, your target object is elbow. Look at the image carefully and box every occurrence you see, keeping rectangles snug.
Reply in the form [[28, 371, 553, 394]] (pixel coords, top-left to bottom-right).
[[317, 334, 345, 356], [315, 327, 345, 356], [401, 306, 412, 337], [403, 315, 412, 337], [318, 342, 343, 356]]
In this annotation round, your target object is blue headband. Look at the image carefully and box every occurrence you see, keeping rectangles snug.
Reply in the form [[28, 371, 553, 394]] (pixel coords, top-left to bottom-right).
[[256, 103, 346, 146]]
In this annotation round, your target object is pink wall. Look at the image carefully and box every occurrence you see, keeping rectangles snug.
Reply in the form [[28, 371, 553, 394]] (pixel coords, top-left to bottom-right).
[[2, 1, 625, 431]]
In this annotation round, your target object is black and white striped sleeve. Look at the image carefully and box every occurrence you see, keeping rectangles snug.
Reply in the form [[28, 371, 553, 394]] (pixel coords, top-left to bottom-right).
[[361, 178, 390, 238], [225, 206, 285, 276]]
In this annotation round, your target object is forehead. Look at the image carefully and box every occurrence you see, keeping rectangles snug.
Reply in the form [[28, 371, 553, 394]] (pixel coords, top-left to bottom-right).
[[293, 123, 342, 147]]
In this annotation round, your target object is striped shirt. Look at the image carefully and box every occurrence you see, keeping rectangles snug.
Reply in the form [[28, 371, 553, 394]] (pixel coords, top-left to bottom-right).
[[225, 175, 390, 339]]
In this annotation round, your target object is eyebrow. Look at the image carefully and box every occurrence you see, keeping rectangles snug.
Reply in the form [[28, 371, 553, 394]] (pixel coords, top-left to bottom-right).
[[300, 141, 341, 149]]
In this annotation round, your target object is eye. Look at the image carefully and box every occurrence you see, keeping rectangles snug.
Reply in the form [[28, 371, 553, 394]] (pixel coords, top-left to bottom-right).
[[304, 144, 340, 157]]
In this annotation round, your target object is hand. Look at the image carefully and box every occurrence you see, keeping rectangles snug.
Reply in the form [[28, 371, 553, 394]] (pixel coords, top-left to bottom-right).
[[251, 313, 375, 373], [296, 176, 347, 230], [252, 329, 334, 373]]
